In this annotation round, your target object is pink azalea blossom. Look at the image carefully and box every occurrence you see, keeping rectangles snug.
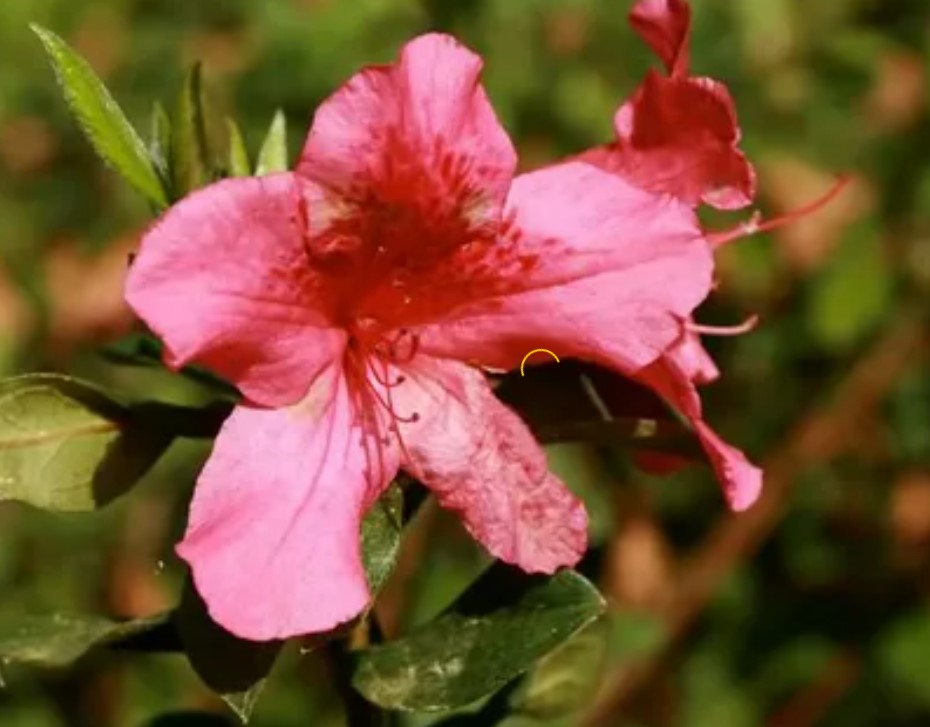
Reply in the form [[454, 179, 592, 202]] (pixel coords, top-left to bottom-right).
[[126, 30, 744, 640]]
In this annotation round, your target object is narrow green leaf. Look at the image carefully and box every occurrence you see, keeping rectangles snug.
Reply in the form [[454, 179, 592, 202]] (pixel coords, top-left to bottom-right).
[[176, 581, 281, 724], [30, 25, 168, 209], [0, 612, 171, 668], [226, 118, 251, 177], [361, 483, 404, 595], [351, 566, 606, 712], [254, 110, 288, 175], [0, 374, 173, 512], [149, 101, 172, 183], [170, 63, 212, 197]]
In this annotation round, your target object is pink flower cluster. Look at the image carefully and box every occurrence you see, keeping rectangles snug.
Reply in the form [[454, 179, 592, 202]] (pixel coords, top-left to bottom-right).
[[127, 0, 782, 640]]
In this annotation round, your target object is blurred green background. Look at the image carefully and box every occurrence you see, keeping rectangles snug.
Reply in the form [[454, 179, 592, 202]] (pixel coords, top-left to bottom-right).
[[2, 0, 930, 725]]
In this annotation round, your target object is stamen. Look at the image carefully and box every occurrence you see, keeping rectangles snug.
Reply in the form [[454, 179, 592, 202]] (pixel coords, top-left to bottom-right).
[[364, 358, 420, 425], [686, 314, 759, 337], [708, 176, 850, 248], [368, 359, 406, 388]]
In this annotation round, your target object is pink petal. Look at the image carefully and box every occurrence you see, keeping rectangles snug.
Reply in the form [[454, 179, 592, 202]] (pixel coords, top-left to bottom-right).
[[584, 72, 756, 210], [415, 161, 712, 376], [395, 356, 588, 573], [693, 420, 762, 512], [125, 173, 346, 407], [295, 33, 516, 289], [630, 0, 692, 77], [177, 363, 398, 640], [635, 356, 762, 511]]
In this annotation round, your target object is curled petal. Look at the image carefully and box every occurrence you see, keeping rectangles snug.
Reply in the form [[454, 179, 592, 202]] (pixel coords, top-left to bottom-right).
[[125, 173, 346, 407], [395, 356, 588, 573], [177, 364, 398, 640], [630, 0, 692, 77], [415, 162, 712, 375]]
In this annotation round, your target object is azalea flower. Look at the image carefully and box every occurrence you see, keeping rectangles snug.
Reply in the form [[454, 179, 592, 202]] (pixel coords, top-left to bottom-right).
[[126, 30, 720, 639]]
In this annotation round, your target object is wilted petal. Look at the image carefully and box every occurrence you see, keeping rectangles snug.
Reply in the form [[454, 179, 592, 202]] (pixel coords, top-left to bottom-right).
[[395, 356, 588, 572], [415, 162, 712, 375], [126, 174, 346, 407], [630, 0, 692, 77], [177, 364, 397, 640]]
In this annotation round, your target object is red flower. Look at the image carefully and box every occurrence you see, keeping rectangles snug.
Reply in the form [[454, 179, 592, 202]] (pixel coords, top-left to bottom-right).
[[126, 34, 713, 639]]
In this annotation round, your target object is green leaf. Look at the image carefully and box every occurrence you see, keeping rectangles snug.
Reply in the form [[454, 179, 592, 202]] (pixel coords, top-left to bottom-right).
[[254, 110, 288, 175], [512, 617, 609, 718], [170, 63, 212, 197], [361, 483, 404, 595], [0, 612, 171, 668], [0, 374, 173, 512], [226, 118, 251, 177], [149, 101, 172, 184], [351, 566, 606, 712], [176, 580, 282, 724], [30, 25, 168, 209]]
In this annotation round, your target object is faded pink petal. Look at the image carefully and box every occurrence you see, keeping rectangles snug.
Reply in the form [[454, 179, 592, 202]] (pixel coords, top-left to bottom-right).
[[395, 356, 587, 572], [415, 161, 712, 375], [630, 0, 691, 77], [177, 364, 398, 640], [125, 174, 346, 407], [636, 355, 762, 511]]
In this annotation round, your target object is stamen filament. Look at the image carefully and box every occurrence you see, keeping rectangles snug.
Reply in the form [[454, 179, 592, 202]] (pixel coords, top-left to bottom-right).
[[708, 176, 850, 248], [687, 314, 759, 337]]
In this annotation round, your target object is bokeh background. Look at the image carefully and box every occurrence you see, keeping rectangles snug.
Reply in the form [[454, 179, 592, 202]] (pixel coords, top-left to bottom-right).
[[2, 0, 930, 725]]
